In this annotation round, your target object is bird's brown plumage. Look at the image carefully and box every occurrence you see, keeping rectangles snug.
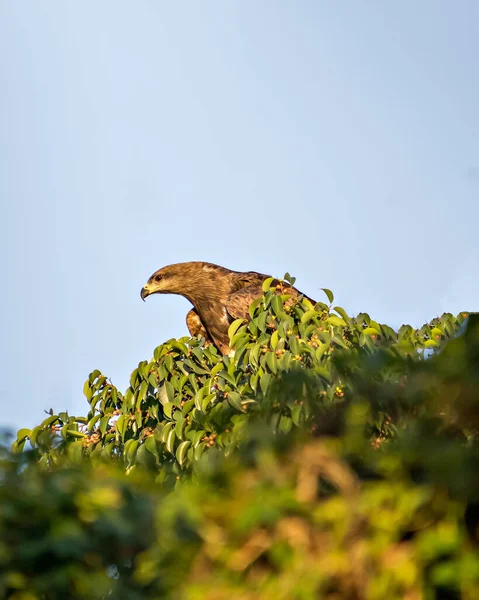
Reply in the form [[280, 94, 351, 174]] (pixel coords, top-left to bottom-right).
[[140, 261, 313, 354]]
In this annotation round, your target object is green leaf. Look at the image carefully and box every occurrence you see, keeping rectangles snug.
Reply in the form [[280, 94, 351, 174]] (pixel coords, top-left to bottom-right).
[[130, 368, 139, 388], [314, 365, 332, 382], [289, 335, 300, 355], [248, 297, 262, 319], [279, 415, 292, 434], [182, 399, 194, 415], [83, 380, 93, 401], [218, 371, 237, 387], [136, 381, 148, 408], [148, 373, 158, 387], [176, 440, 191, 466], [278, 351, 292, 371], [271, 295, 284, 316], [301, 310, 319, 324], [291, 404, 303, 427], [231, 327, 248, 348], [260, 373, 272, 395], [66, 430, 85, 439], [333, 306, 350, 323], [164, 354, 175, 375], [187, 372, 199, 394], [301, 297, 316, 311], [159, 381, 175, 405], [184, 359, 210, 376], [163, 402, 174, 419], [266, 351, 278, 374], [29, 426, 41, 447], [270, 329, 279, 350], [67, 440, 84, 464], [160, 421, 175, 443], [166, 427, 176, 454], [202, 393, 215, 412], [99, 415, 110, 436], [41, 415, 59, 429], [177, 340, 191, 354], [322, 288, 334, 304], [262, 277, 275, 292], [257, 311, 268, 333], [211, 362, 223, 377], [194, 387, 206, 412], [191, 429, 206, 447], [228, 318, 245, 341], [149, 403, 159, 421], [381, 324, 397, 340], [249, 343, 261, 368], [194, 442, 206, 461], [325, 316, 346, 327], [11, 439, 25, 453], [138, 361, 149, 380], [174, 416, 186, 440], [124, 439, 139, 465], [116, 414, 128, 439], [89, 369, 102, 384], [101, 443, 115, 459], [16, 428, 31, 442], [145, 435, 159, 457], [87, 414, 101, 433], [227, 391, 244, 412], [363, 327, 380, 336]]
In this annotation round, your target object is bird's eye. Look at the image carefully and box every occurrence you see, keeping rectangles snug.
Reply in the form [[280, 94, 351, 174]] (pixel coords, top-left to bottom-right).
[[155, 275, 162, 282]]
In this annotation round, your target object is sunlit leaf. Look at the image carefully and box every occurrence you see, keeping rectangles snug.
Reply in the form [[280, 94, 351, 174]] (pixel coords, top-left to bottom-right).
[[228, 318, 245, 341], [165, 428, 176, 454], [301, 310, 319, 324], [16, 428, 31, 442], [262, 277, 275, 292], [176, 440, 191, 466], [321, 288, 334, 304], [266, 352, 278, 374], [83, 380, 93, 401], [333, 306, 350, 323], [325, 316, 346, 327], [116, 415, 128, 439], [363, 327, 381, 336], [88, 369, 102, 384]]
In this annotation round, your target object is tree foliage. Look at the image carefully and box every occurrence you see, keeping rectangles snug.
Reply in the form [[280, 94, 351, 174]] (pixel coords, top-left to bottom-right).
[[2, 279, 479, 599]]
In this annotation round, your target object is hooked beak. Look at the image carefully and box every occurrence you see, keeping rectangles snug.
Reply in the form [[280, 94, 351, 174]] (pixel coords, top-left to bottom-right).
[[140, 286, 150, 301]]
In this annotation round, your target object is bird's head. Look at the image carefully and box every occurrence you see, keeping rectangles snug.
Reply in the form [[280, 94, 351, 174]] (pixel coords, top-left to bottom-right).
[[140, 264, 181, 300], [140, 261, 225, 302]]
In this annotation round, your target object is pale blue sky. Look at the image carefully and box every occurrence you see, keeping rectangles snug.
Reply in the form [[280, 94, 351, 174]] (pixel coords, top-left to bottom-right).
[[1, 1, 478, 432]]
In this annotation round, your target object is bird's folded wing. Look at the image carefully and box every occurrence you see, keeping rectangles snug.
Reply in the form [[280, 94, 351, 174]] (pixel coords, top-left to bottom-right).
[[226, 285, 265, 320], [186, 309, 212, 342]]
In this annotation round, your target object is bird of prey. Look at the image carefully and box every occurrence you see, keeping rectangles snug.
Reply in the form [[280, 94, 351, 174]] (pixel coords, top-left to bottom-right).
[[140, 261, 313, 354]]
